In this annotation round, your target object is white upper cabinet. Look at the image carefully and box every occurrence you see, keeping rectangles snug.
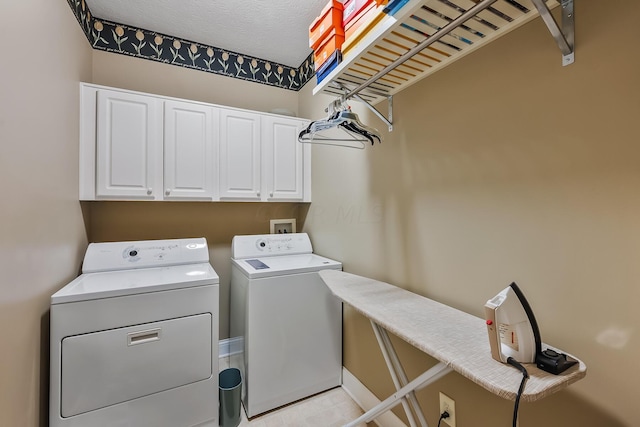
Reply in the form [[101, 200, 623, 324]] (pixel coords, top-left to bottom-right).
[[262, 116, 307, 202], [95, 90, 163, 199], [219, 109, 262, 201], [219, 112, 310, 202], [164, 100, 218, 200], [80, 83, 310, 203]]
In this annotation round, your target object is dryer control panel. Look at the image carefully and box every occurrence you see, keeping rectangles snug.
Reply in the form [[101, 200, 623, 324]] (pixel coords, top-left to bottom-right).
[[82, 238, 209, 273], [232, 233, 313, 259]]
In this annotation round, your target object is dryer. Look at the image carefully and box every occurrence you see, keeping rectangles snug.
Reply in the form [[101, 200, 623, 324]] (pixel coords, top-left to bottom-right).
[[50, 238, 219, 427], [229, 233, 342, 418]]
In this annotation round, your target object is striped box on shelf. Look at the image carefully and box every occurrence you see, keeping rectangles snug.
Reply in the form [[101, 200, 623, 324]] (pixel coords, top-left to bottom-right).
[[341, 3, 386, 56], [342, 0, 374, 27], [383, 0, 410, 15]]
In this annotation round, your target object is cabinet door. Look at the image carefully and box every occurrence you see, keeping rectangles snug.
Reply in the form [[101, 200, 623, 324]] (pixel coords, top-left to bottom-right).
[[219, 109, 261, 200], [96, 90, 162, 199], [164, 100, 218, 200], [262, 116, 305, 201]]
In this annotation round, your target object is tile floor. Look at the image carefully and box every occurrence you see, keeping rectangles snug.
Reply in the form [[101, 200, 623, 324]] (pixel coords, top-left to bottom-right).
[[236, 387, 368, 427], [220, 358, 370, 427]]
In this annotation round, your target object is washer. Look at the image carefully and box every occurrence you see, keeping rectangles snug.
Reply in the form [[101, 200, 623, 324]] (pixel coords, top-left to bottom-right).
[[50, 238, 219, 427], [229, 233, 342, 418]]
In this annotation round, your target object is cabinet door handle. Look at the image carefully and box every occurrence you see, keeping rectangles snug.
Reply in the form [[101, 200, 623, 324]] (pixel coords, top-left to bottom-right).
[[257, 191, 261, 197], [165, 189, 171, 196], [147, 188, 152, 195], [270, 192, 274, 198]]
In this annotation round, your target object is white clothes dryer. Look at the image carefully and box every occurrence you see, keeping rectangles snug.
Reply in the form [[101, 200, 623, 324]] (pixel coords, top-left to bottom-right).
[[50, 238, 219, 427], [229, 233, 342, 418]]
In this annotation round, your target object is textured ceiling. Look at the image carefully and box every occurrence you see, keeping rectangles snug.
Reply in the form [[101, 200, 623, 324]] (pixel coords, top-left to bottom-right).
[[85, 0, 330, 67]]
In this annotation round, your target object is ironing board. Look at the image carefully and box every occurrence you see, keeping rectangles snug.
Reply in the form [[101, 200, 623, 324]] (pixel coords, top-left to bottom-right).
[[318, 270, 587, 427]]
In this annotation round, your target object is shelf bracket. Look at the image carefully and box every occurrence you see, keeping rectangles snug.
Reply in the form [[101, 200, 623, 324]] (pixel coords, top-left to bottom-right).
[[336, 82, 394, 132], [531, 0, 575, 66], [353, 94, 394, 132]]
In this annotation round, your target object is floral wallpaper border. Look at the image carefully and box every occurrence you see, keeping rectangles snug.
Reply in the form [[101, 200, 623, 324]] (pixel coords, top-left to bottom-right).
[[66, 0, 315, 91]]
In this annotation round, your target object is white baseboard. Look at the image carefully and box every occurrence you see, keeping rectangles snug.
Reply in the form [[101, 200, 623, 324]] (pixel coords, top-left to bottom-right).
[[341, 368, 406, 427], [218, 337, 243, 358]]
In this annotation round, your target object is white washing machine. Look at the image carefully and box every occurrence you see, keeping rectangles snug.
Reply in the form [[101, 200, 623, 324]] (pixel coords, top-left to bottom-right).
[[229, 233, 342, 418], [50, 238, 219, 427]]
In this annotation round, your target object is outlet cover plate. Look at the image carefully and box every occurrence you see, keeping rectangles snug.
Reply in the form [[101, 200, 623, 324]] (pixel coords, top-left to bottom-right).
[[439, 392, 456, 427], [270, 218, 296, 234]]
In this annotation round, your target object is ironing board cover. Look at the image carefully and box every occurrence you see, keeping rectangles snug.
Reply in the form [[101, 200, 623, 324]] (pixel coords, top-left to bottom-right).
[[319, 270, 586, 402]]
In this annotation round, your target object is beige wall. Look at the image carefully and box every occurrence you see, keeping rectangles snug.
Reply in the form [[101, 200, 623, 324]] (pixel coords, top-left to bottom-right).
[[85, 201, 309, 339], [0, 1, 92, 426], [4, 2, 637, 426], [0, 6, 306, 424], [85, 51, 310, 340], [300, 1, 639, 426]]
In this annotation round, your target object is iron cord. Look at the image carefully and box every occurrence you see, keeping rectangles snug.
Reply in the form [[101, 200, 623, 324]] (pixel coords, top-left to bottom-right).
[[437, 410, 450, 427], [507, 357, 530, 427]]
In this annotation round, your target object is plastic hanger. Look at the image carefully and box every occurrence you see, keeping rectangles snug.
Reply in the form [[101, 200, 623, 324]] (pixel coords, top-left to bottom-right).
[[298, 98, 382, 148]]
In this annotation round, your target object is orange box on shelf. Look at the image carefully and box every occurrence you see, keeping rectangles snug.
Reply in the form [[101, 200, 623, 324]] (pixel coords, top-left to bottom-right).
[[342, 0, 374, 27], [309, 0, 345, 51], [314, 29, 346, 70]]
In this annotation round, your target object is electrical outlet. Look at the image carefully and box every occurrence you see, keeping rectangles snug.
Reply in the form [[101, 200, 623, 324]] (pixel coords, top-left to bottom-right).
[[439, 392, 456, 427]]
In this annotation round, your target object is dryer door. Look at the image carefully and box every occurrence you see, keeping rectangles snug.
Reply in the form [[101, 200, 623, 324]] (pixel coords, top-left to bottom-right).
[[60, 313, 212, 417]]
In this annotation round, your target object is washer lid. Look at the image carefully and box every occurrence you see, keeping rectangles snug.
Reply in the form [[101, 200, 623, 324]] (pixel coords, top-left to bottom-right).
[[51, 263, 219, 304], [232, 253, 342, 279]]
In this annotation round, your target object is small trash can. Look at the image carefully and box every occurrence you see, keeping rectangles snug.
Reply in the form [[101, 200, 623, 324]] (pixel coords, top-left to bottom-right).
[[219, 368, 242, 427]]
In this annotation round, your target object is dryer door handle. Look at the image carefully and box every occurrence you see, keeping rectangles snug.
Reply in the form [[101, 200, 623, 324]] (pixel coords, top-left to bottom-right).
[[127, 328, 162, 346]]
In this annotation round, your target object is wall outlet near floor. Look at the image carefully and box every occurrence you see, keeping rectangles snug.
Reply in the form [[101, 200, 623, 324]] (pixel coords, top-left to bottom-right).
[[439, 392, 456, 427], [270, 218, 296, 234]]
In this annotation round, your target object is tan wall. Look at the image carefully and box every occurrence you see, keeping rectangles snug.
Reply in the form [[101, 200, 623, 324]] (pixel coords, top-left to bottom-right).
[[3, 2, 635, 426], [85, 201, 309, 339], [86, 51, 309, 340], [0, 2, 92, 426], [87, 51, 307, 339], [300, 1, 639, 426]]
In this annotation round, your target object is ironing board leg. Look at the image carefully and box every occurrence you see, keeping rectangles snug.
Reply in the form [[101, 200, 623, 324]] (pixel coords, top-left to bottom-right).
[[371, 321, 427, 427], [343, 323, 453, 427]]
